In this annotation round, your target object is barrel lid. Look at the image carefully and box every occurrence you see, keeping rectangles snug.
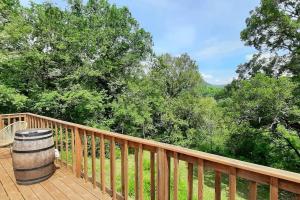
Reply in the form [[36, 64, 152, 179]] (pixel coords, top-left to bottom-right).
[[15, 129, 52, 137]]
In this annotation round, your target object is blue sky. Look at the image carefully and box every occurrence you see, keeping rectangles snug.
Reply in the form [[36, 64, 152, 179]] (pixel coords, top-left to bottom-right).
[[20, 0, 260, 85]]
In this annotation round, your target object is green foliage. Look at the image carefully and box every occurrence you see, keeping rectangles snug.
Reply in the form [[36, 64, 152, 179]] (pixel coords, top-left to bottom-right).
[[0, 84, 27, 113], [224, 74, 300, 171], [34, 86, 106, 124], [0, 0, 152, 97], [238, 0, 300, 78], [152, 53, 203, 98]]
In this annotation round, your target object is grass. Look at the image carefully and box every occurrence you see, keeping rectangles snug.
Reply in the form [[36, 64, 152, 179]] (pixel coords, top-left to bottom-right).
[[60, 148, 272, 200]]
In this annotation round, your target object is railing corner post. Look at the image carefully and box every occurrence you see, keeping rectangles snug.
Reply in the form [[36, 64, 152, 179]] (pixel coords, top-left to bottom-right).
[[157, 148, 167, 200]]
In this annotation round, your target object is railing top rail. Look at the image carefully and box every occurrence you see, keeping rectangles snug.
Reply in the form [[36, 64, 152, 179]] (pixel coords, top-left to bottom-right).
[[2, 112, 300, 184]]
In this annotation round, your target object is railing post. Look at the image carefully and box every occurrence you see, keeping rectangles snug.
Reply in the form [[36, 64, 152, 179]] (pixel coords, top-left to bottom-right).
[[75, 128, 82, 178]]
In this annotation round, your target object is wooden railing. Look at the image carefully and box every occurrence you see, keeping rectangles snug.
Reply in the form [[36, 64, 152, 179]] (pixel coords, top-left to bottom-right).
[[0, 113, 300, 200]]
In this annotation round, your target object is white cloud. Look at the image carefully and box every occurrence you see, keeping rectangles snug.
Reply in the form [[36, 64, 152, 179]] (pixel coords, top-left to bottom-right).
[[245, 53, 254, 61], [194, 39, 244, 60], [202, 73, 213, 79]]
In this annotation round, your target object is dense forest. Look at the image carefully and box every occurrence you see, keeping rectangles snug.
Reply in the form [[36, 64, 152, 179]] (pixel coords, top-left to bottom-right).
[[0, 0, 299, 173]]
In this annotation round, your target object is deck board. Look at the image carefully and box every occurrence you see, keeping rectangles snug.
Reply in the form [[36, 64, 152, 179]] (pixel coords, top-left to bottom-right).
[[0, 158, 39, 200], [0, 148, 111, 200]]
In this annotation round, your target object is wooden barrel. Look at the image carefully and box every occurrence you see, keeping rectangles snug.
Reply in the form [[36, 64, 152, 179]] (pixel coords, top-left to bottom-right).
[[12, 129, 55, 185]]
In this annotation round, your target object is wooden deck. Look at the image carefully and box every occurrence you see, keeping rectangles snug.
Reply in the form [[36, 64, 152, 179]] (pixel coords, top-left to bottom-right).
[[0, 148, 111, 200]]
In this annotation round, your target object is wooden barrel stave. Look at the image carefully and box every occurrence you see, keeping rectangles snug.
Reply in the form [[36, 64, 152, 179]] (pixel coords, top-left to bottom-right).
[[12, 149, 55, 169], [12, 129, 55, 185]]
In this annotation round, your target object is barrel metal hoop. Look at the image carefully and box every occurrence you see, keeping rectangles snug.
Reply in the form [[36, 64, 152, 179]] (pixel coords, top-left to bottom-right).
[[14, 134, 53, 141], [16, 171, 54, 183], [15, 130, 52, 137], [14, 161, 54, 172], [13, 144, 55, 153]]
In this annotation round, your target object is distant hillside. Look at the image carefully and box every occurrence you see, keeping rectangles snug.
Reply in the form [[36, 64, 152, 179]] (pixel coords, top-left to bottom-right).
[[203, 81, 226, 88]]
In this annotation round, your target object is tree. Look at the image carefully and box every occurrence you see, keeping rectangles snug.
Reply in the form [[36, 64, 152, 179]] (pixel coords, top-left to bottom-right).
[[224, 74, 300, 171], [0, 84, 27, 114], [0, 0, 153, 126], [34, 86, 106, 124], [151, 53, 203, 98], [238, 0, 300, 78], [0, 0, 152, 98]]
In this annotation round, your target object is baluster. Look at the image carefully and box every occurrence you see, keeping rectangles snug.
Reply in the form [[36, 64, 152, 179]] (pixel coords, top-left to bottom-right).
[[65, 126, 69, 167], [249, 181, 257, 200], [71, 127, 75, 173], [91, 132, 96, 188], [26, 116, 29, 128], [83, 130, 88, 182], [41, 119, 44, 128], [110, 137, 116, 200], [138, 144, 144, 200], [29, 116, 32, 128], [150, 151, 156, 200], [34, 117, 37, 128], [198, 159, 204, 200], [49, 121, 53, 134], [60, 124, 63, 166], [173, 152, 179, 200], [100, 134, 105, 192], [55, 123, 58, 150], [45, 119, 48, 128], [187, 163, 193, 200], [135, 147, 139, 200], [166, 156, 170, 200], [270, 177, 278, 200], [0, 115, 3, 129], [157, 148, 167, 200], [75, 128, 82, 178], [121, 140, 129, 200], [229, 167, 236, 200], [215, 170, 221, 200]]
